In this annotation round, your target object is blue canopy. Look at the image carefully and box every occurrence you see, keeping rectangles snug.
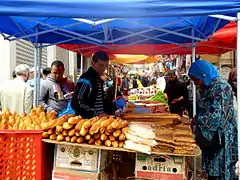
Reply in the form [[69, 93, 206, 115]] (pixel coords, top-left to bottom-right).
[[0, 16, 229, 47], [0, 0, 240, 18]]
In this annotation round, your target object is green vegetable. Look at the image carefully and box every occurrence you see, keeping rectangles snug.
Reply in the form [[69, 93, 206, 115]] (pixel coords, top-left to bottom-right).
[[146, 91, 168, 104]]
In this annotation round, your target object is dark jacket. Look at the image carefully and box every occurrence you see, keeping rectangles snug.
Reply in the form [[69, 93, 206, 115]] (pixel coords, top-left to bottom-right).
[[164, 79, 188, 115], [105, 85, 122, 115], [71, 67, 105, 119], [122, 78, 129, 90], [132, 79, 138, 89], [141, 76, 149, 87]]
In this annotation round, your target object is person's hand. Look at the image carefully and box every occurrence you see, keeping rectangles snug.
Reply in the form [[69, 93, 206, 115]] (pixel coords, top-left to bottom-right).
[[171, 99, 179, 104], [164, 93, 168, 100], [171, 96, 184, 104], [236, 161, 240, 175], [115, 109, 121, 117], [191, 116, 197, 133]]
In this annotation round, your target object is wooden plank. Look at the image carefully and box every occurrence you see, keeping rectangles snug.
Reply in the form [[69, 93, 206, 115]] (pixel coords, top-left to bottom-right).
[[42, 139, 201, 157], [42, 139, 135, 153]]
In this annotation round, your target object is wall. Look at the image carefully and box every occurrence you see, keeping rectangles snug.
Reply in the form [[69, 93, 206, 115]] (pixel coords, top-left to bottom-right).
[[0, 36, 11, 81]]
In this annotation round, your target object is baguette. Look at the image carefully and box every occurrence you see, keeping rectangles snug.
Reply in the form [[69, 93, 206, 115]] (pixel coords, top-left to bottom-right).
[[68, 117, 80, 125], [85, 134, 91, 141], [68, 129, 76, 136], [94, 133, 100, 139], [89, 121, 101, 135], [95, 139, 102, 146], [119, 134, 125, 141], [100, 134, 107, 141], [113, 130, 121, 137], [75, 119, 85, 131], [112, 141, 119, 148], [56, 134, 64, 141], [88, 138, 95, 145], [101, 117, 114, 127], [62, 130, 68, 136], [77, 137, 85, 144], [104, 140, 111, 147], [71, 136, 77, 143], [63, 122, 73, 130]]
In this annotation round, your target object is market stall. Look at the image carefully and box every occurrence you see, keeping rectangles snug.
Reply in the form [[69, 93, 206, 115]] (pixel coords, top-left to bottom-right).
[[0, 105, 200, 179], [0, 1, 239, 180]]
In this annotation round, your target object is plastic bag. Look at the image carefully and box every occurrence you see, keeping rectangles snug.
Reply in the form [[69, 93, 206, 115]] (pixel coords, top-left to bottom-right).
[[57, 99, 75, 118], [126, 131, 157, 146], [129, 123, 156, 139], [124, 140, 151, 154], [114, 97, 126, 109]]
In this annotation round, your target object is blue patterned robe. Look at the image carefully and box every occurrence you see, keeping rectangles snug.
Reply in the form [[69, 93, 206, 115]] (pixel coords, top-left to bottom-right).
[[197, 77, 238, 180]]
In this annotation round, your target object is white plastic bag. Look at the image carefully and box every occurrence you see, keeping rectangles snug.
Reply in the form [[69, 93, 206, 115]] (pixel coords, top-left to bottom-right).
[[124, 140, 151, 154]]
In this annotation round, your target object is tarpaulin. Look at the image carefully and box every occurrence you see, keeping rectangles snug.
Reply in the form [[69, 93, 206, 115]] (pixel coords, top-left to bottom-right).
[[0, 16, 227, 45], [111, 54, 158, 64], [58, 22, 236, 55], [0, 0, 239, 18]]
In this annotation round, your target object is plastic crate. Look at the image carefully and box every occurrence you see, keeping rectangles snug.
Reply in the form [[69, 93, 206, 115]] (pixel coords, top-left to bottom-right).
[[0, 130, 43, 180]]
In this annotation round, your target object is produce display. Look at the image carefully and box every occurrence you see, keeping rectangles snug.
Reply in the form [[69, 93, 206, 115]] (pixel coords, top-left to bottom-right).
[[0, 107, 57, 130], [146, 91, 168, 104], [128, 94, 140, 101], [42, 115, 129, 148]]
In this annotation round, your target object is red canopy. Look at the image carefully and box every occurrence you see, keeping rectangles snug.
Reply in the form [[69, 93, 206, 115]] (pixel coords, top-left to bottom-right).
[[58, 22, 236, 56]]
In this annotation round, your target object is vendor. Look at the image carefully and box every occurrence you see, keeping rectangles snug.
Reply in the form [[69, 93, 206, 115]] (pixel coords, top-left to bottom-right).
[[71, 51, 109, 119], [164, 70, 188, 116]]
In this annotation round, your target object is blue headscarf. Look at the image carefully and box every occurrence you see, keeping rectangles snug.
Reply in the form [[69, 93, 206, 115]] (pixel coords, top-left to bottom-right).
[[188, 60, 219, 86]]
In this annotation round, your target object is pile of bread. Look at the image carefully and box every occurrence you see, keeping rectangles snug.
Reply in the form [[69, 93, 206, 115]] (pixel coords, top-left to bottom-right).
[[42, 115, 129, 148], [0, 106, 57, 130], [153, 118, 196, 155]]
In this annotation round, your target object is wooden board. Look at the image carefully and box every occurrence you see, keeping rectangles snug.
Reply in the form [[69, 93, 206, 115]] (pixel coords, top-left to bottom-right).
[[122, 113, 180, 120], [42, 139, 201, 157], [42, 139, 135, 153]]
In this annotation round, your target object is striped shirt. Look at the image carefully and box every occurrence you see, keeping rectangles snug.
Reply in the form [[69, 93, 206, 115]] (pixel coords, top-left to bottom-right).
[[94, 80, 104, 114]]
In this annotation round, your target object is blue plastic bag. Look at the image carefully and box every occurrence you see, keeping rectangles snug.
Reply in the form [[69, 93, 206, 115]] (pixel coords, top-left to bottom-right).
[[57, 99, 75, 118], [114, 97, 126, 109]]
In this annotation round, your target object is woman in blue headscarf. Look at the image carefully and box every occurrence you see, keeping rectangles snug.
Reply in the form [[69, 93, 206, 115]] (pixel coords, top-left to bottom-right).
[[188, 60, 237, 180]]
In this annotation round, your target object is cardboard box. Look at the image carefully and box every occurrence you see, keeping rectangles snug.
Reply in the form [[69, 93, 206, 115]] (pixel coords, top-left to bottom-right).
[[52, 168, 101, 180], [54, 145, 108, 173], [135, 153, 186, 180]]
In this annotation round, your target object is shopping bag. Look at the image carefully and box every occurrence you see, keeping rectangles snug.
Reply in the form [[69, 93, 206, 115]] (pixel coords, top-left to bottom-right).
[[114, 97, 126, 109], [57, 99, 75, 118]]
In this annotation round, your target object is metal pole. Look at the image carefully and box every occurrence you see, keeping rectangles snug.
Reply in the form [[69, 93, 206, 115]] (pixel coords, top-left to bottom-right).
[[192, 28, 197, 180], [37, 44, 43, 106], [236, 12, 240, 180], [33, 46, 38, 107], [80, 53, 83, 75]]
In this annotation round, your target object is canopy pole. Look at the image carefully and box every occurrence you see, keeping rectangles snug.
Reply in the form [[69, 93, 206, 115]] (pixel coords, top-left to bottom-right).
[[80, 53, 83, 75], [33, 45, 39, 107], [37, 44, 42, 105], [192, 28, 197, 180], [236, 12, 240, 178], [33, 27, 39, 107]]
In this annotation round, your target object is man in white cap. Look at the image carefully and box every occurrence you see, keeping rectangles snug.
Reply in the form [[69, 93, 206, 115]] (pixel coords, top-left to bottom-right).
[[27, 67, 43, 88], [0, 64, 33, 113]]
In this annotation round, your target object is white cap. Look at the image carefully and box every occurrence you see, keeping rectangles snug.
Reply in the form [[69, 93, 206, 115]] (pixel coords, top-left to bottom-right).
[[30, 67, 43, 73]]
